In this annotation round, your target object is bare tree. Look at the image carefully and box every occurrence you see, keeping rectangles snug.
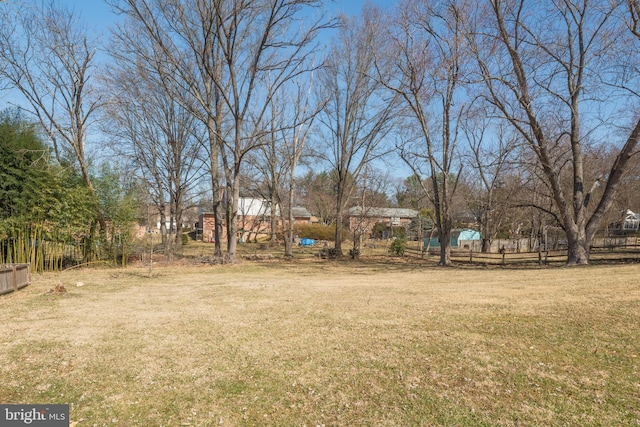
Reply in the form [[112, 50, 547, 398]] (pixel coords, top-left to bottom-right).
[[111, 0, 330, 261], [108, 0, 230, 258], [212, 0, 330, 261], [251, 73, 323, 257], [0, 0, 104, 228], [316, 6, 400, 256], [468, 0, 640, 265], [382, 0, 471, 266], [462, 110, 520, 252], [102, 46, 205, 258]]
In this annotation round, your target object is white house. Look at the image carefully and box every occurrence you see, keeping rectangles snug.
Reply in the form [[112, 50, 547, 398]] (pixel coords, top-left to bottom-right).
[[609, 209, 640, 235]]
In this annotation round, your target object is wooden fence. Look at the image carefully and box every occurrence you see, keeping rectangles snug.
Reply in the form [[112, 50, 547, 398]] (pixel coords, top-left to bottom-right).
[[450, 249, 568, 266], [0, 263, 31, 295], [404, 244, 640, 265]]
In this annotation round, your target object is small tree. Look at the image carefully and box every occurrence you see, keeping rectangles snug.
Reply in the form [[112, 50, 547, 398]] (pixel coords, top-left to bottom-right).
[[94, 164, 140, 266], [389, 235, 407, 256]]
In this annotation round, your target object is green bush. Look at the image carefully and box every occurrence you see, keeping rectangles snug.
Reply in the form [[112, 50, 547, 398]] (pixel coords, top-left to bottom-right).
[[182, 233, 189, 246], [389, 237, 407, 256]]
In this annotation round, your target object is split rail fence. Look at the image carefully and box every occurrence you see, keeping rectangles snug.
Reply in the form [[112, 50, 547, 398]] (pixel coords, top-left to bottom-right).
[[403, 241, 640, 266], [0, 263, 31, 295]]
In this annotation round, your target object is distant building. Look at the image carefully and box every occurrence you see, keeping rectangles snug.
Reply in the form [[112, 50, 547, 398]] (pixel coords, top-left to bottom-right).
[[424, 228, 482, 249], [197, 201, 315, 243], [347, 207, 419, 239], [291, 206, 313, 224], [609, 209, 640, 235], [136, 204, 199, 237]]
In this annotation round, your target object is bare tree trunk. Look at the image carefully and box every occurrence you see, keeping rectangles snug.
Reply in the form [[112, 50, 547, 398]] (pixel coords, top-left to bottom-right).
[[284, 189, 295, 258], [208, 127, 224, 259], [159, 202, 167, 252], [334, 195, 345, 257], [270, 202, 279, 247], [439, 222, 452, 267], [226, 176, 240, 261]]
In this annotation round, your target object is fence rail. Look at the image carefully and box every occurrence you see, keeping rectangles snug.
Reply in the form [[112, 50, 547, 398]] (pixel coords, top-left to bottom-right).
[[403, 244, 640, 265], [451, 250, 567, 265], [0, 264, 31, 295]]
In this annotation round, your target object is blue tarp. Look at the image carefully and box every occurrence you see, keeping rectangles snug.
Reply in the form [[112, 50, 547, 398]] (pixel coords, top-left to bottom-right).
[[299, 238, 315, 246]]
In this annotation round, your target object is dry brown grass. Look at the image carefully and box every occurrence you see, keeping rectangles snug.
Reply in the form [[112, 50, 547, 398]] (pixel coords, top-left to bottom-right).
[[1, 258, 639, 426]]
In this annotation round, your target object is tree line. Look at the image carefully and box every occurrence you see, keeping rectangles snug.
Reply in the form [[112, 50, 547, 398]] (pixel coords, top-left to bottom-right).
[[1, 0, 639, 266]]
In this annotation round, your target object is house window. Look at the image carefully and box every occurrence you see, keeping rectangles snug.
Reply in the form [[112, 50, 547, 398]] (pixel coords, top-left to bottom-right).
[[391, 217, 400, 226], [624, 218, 639, 230]]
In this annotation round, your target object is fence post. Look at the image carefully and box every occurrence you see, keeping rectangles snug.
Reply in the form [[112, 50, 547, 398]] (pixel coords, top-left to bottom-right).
[[12, 265, 17, 292], [469, 249, 473, 264]]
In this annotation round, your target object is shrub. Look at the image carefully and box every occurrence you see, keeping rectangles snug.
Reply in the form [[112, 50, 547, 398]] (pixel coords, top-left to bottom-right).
[[389, 237, 407, 256], [293, 223, 348, 242]]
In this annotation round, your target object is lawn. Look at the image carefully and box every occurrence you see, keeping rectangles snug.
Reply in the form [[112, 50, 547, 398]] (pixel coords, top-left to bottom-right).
[[1, 258, 639, 426]]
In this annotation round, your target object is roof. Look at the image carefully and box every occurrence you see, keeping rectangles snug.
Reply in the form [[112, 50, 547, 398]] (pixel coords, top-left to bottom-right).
[[426, 228, 482, 239], [625, 209, 639, 220], [291, 206, 312, 218], [348, 206, 419, 218]]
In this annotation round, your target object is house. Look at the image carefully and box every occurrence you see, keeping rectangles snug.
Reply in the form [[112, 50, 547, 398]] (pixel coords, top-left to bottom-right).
[[347, 206, 419, 239], [197, 197, 273, 243], [136, 204, 199, 237], [198, 212, 217, 242], [198, 200, 315, 243], [291, 206, 313, 224], [424, 228, 482, 249], [609, 209, 640, 235], [237, 197, 276, 242]]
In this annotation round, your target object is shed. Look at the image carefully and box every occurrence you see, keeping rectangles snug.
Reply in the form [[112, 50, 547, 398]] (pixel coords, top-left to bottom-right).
[[425, 228, 481, 248]]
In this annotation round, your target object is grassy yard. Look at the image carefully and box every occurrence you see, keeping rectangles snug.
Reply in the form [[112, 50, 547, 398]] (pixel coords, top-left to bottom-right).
[[1, 258, 639, 426]]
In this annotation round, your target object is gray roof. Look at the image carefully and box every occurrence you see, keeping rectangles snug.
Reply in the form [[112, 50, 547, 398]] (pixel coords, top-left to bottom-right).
[[291, 206, 312, 218], [348, 206, 419, 218]]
